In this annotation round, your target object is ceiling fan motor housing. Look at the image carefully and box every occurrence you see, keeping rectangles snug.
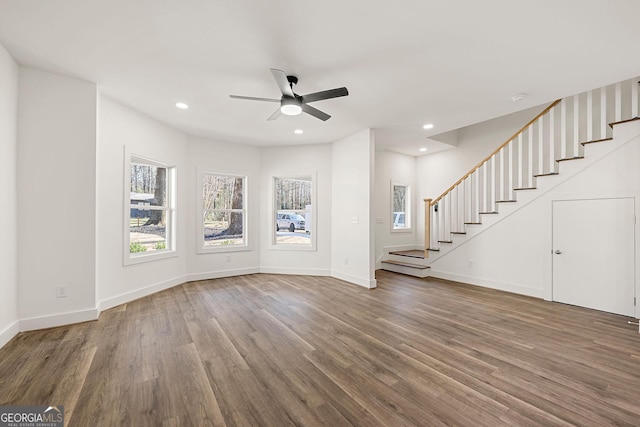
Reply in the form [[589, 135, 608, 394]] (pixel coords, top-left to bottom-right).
[[286, 75, 298, 87]]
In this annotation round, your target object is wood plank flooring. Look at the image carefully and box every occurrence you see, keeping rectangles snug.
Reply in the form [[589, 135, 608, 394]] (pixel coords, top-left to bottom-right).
[[1, 271, 640, 426]]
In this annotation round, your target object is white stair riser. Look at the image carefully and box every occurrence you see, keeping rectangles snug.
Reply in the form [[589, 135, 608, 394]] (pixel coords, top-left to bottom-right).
[[380, 263, 431, 278]]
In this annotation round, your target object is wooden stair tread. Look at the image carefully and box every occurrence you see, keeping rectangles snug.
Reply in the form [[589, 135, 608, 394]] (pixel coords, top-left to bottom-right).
[[451, 231, 466, 235], [479, 211, 498, 214], [438, 240, 453, 243], [608, 116, 640, 128], [513, 187, 537, 191], [496, 200, 516, 203], [381, 260, 430, 270], [464, 222, 482, 225], [556, 156, 584, 162], [582, 137, 613, 145], [534, 172, 559, 177], [389, 250, 425, 259]]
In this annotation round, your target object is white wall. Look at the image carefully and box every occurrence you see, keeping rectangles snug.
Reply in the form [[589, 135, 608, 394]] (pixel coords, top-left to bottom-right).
[[331, 129, 376, 288], [96, 96, 188, 311], [429, 122, 640, 307], [0, 44, 19, 347], [374, 150, 417, 264], [259, 143, 333, 276], [17, 67, 98, 329], [186, 136, 261, 280]]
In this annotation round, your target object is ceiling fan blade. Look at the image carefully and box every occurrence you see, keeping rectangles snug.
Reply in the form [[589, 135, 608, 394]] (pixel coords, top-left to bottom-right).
[[230, 95, 280, 102], [301, 104, 331, 121], [270, 68, 295, 97], [267, 108, 282, 121], [301, 87, 349, 104]]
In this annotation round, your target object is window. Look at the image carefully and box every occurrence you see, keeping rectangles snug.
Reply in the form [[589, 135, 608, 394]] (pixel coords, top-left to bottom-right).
[[273, 175, 315, 249], [199, 172, 247, 252], [392, 181, 411, 231], [125, 154, 176, 264]]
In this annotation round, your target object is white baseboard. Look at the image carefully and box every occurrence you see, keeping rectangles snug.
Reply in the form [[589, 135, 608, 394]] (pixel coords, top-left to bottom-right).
[[0, 320, 19, 348], [259, 267, 331, 277], [98, 275, 187, 313], [331, 270, 377, 289], [429, 270, 543, 298], [19, 308, 98, 332], [187, 267, 260, 282]]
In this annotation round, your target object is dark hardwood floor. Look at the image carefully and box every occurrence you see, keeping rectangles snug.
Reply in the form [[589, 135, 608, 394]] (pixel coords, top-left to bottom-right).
[[1, 271, 639, 426]]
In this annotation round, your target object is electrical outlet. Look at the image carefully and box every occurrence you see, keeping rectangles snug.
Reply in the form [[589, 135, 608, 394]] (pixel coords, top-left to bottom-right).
[[344, 258, 349, 265], [225, 255, 231, 263], [56, 285, 69, 298], [467, 259, 474, 269]]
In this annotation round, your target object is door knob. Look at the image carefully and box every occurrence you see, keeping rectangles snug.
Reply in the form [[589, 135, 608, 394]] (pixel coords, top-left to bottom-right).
[[554, 250, 563, 254]]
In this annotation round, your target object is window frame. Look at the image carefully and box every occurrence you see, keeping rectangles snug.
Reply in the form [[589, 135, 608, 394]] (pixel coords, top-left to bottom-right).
[[123, 150, 177, 266], [391, 180, 412, 233], [197, 169, 249, 254], [270, 173, 317, 251]]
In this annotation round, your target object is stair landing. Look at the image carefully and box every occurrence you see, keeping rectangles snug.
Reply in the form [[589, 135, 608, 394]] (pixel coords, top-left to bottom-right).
[[389, 250, 425, 259], [381, 250, 430, 278]]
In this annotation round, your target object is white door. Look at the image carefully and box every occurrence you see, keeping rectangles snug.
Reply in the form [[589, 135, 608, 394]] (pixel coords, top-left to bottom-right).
[[552, 198, 635, 316]]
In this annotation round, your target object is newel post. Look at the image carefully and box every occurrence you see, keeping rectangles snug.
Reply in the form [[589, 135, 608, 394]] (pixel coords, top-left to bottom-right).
[[424, 198, 432, 259]]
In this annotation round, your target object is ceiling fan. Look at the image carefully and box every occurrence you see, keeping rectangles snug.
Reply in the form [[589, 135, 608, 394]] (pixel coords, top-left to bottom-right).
[[230, 68, 349, 121]]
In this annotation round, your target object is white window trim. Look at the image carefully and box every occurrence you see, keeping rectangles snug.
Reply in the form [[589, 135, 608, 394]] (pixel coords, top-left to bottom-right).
[[197, 168, 249, 254], [391, 180, 412, 233], [123, 148, 178, 266], [270, 172, 317, 251]]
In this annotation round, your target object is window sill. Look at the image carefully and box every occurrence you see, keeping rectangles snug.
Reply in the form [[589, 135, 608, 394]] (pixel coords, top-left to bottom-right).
[[197, 245, 250, 255], [391, 228, 413, 233], [124, 250, 178, 266]]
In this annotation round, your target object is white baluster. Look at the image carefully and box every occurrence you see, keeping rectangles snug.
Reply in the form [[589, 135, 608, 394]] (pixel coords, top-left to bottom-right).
[[507, 140, 514, 199], [458, 183, 464, 231], [600, 86, 607, 139], [561, 100, 567, 159], [587, 90, 593, 142], [499, 146, 505, 200], [431, 204, 438, 249], [451, 186, 458, 233], [538, 115, 544, 175], [481, 162, 488, 212], [517, 133, 523, 188], [444, 193, 451, 239], [490, 156, 496, 210], [632, 78, 638, 118], [549, 107, 556, 172], [527, 125, 533, 187], [463, 177, 469, 223], [573, 95, 580, 157], [615, 82, 622, 122], [474, 170, 480, 222]]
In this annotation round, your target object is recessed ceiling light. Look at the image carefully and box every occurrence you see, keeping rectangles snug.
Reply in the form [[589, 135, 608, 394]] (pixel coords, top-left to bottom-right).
[[511, 93, 527, 103], [175, 102, 189, 109], [423, 123, 434, 130], [419, 147, 428, 152], [294, 129, 304, 135]]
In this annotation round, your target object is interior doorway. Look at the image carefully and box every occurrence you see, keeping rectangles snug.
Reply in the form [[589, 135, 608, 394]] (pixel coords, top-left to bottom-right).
[[552, 198, 635, 317]]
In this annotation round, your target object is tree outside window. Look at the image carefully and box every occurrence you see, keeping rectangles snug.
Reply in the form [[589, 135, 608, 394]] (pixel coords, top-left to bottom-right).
[[201, 173, 247, 250], [127, 156, 175, 261], [274, 176, 312, 246], [392, 182, 411, 231]]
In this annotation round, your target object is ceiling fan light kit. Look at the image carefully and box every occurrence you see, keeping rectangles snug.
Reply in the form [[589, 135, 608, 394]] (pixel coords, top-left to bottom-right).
[[280, 96, 302, 115], [230, 68, 349, 121]]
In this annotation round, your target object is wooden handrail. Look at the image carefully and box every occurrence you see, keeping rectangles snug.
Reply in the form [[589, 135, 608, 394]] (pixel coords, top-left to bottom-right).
[[430, 99, 562, 206]]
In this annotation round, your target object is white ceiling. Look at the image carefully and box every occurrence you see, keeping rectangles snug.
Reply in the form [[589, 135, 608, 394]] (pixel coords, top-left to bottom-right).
[[1, 0, 639, 156]]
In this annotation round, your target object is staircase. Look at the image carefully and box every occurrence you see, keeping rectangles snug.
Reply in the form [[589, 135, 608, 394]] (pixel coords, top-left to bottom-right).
[[381, 76, 640, 277]]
